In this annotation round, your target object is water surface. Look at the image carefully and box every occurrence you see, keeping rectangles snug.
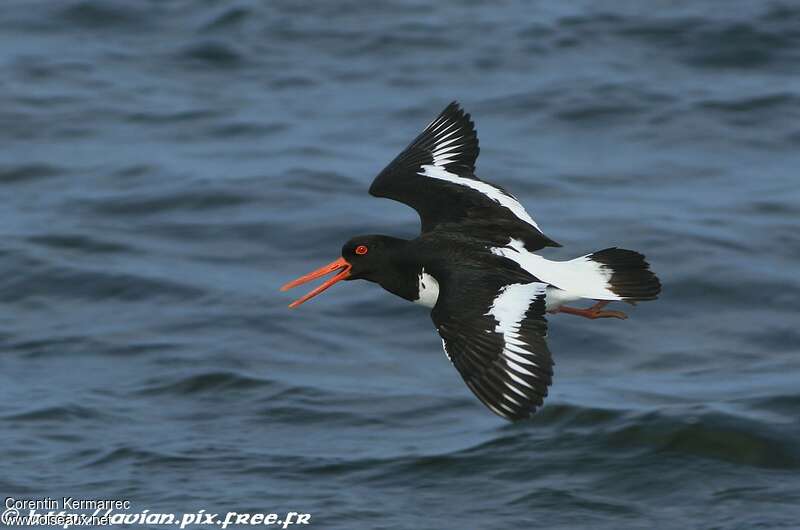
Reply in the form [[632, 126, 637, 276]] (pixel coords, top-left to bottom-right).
[[1, 1, 799, 528]]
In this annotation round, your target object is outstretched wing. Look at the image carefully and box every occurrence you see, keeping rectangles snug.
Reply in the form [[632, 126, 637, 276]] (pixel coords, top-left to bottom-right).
[[431, 270, 554, 421], [369, 102, 559, 251]]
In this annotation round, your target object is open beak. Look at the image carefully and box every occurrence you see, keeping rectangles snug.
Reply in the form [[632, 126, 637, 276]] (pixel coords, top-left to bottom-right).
[[280, 257, 352, 308]]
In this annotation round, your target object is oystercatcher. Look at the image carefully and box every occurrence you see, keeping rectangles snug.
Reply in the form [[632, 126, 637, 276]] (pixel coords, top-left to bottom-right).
[[282, 102, 661, 421]]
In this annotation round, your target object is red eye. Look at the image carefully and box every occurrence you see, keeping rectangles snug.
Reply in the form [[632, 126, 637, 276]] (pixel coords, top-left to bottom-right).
[[355, 245, 368, 255]]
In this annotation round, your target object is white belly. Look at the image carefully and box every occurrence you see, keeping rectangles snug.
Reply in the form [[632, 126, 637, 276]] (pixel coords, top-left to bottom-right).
[[414, 270, 440, 308], [491, 239, 618, 300], [411, 269, 584, 311], [545, 286, 581, 312]]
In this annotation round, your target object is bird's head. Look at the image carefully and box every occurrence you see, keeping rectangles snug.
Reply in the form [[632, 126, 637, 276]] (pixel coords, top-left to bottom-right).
[[281, 235, 406, 308]]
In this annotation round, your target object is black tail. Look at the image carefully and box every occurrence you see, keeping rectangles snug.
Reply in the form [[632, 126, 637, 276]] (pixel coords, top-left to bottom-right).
[[588, 248, 661, 301]]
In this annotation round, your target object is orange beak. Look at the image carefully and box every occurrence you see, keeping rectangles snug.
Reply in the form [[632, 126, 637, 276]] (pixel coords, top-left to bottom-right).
[[280, 257, 352, 308]]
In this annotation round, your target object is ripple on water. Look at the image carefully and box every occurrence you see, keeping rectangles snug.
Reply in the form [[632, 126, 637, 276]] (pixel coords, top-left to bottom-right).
[[3, 404, 111, 422], [136, 371, 276, 396], [56, 1, 149, 30], [26, 234, 133, 254], [85, 447, 202, 468], [0, 257, 203, 302], [176, 41, 245, 69], [598, 409, 800, 469], [77, 190, 255, 217], [0, 163, 63, 184], [2, 1, 799, 527]]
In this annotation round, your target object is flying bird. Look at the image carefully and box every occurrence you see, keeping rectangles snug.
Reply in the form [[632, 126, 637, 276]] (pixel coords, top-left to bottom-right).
[[281, 102, 661, 421]]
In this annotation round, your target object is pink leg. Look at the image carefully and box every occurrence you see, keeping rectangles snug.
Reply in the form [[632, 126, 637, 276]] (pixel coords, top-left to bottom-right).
[[552, 301, 628, 320]]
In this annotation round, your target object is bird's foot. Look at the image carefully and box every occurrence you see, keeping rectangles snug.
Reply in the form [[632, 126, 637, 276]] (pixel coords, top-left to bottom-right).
[[552, 301, 628, 320]]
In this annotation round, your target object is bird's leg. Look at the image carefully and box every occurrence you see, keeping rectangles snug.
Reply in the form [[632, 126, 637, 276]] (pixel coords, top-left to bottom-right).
[[552, 300, 628, 320]]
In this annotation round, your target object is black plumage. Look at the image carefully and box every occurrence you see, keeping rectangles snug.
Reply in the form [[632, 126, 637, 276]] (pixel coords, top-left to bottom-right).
[[283, 101, 662, 421]]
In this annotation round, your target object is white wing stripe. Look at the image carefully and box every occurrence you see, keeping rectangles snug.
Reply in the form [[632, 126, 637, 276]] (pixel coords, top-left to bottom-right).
[[432, 145, 464, 159], [505, 380, 528, 399], [428, 116, 450, 132], [504, 339, 528, 350], [491, 239, 618, 300], [426, 116, 448, 131], [505, 359, 538, 379], [488, 283, 546, 336], [436, 124, 461, 138], [432, 148, 465, 163], [440, 338, 451, 361], [433, 136, 463, 151], [419, 165, 542, 231], [507, 370, 534, 390], [486, 282, 547, 393], [432, 120, 459, 136], [503, 349, 536, 367], [506, 336, 528, 353], [499, 402, 516, 413], [432, 146, 466, 166], [502, 392, 523, 407], [429, 120, 457, 137]]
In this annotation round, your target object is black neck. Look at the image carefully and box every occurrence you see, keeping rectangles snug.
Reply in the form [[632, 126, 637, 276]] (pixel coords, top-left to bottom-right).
[[375, 260, 422, 302], [361, 237, 424, 303]]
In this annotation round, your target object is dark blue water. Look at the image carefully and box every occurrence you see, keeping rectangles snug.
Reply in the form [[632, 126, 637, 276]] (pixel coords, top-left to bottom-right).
[[2, 1, 799, 528]]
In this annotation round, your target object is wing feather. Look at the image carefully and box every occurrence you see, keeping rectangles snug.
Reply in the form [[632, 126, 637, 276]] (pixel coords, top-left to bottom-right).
[[369, 102, 560, 250], [431, 276, 554, 421]]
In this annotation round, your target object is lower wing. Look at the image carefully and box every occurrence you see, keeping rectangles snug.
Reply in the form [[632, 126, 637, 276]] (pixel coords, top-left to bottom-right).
[[430, 269, 553, 421]]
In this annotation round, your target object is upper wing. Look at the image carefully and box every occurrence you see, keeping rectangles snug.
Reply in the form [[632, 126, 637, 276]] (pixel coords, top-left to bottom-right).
[[431, 270, 554, 421], [369, 101, 560, 250]]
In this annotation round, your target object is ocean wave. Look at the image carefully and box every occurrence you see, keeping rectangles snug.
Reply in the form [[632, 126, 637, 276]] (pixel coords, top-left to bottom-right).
[[599, 409, 800, 469], [558, 8, 800, 70], [3, 404, 110, 422], [125, 109, 221, 126], [0, 163, 63, 184], [77, 190, 255, 217], [176, 41, 245, 69], [26, 234, 133, 254], [136, 371, 276, 396], [201, 7, 252, 32], [85, 446, 201, 468], [0, 253, 203, 302], [57, 1, 149, 30]]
